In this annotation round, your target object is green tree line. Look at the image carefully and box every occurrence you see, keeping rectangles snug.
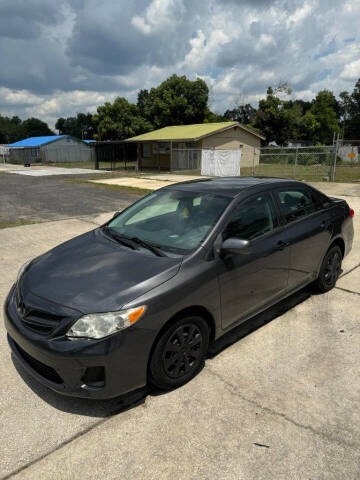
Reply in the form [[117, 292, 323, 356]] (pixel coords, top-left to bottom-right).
[[0, 116, 54, 144], [2, 74, 360, 145]]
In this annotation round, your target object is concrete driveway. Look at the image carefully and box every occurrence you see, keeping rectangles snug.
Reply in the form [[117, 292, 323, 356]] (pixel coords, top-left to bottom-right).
[[0, 163, 102, 176], [0, 182, 359, 480], [90, 174, 206, 190]]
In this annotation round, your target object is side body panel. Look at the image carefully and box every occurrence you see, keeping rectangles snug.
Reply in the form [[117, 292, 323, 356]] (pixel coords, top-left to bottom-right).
[[280, 209, 333, 288], [216, 227, 290, 329]]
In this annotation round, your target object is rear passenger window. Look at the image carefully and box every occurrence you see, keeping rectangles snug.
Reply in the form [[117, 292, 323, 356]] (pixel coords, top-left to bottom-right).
[[276, 189, 318, 223]]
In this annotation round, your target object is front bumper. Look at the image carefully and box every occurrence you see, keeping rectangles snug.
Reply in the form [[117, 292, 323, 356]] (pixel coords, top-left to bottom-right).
[[4, 285, 154, 399]]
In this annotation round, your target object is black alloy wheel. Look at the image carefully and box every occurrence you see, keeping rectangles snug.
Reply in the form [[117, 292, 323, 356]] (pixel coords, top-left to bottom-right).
[[163, 324, 203, 378], [323, 249, 341, 287], [149, 316, 209, 390], [314, 245, 342, 293]]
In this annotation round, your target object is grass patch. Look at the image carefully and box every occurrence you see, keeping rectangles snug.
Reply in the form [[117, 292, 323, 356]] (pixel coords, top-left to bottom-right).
[[241, 163, 360, 183], [0, 219, 39, 229], [65, 178, 151, 195], [332, 165, 360, 183]]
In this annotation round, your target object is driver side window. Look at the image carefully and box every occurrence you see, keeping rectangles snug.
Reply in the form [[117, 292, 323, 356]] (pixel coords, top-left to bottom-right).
[[223, 193, 278, 241]]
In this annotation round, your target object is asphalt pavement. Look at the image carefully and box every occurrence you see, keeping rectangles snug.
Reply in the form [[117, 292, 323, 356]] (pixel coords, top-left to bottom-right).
[[0, 171, 141, 227]]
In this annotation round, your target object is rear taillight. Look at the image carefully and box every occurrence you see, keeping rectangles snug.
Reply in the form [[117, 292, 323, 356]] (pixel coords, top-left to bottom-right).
[[349, 208, 354, 218]]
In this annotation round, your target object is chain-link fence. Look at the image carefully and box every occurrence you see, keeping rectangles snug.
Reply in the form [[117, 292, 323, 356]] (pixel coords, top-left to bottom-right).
[[334, 140, 360, 182], [165, 144, 360, 181], [244, 146, 335, 181], [249, 144, 360, 182]]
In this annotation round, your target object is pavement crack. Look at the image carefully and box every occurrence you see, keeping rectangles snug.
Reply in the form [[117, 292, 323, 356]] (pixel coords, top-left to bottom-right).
[[340, 263, 360, 279], [1, 418, 108, 480], [206, 366, 360, 451], [335, 286, 360, 296]]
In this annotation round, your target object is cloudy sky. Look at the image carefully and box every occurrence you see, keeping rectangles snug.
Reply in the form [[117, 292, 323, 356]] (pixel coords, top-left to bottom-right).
[[0, 0, 359, 129]]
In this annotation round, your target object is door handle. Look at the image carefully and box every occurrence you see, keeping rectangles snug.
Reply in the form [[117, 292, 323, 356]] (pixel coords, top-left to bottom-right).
[[277, 240, 289, 250], [320, 221, 329, 229]]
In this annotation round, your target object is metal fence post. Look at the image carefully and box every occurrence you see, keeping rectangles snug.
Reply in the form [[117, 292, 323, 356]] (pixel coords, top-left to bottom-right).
[[94, 146, 99, 170], [331, 134, 340, 181], [252, 147, 255, 176], [293, 146, 299, 179], [170, 141, 172, 171]]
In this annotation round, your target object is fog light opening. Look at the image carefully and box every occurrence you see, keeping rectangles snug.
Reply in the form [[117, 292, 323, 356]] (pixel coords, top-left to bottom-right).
[[81, 366, 105, 388]]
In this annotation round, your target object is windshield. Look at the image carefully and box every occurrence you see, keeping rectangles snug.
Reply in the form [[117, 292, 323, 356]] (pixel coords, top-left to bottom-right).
[[107, 189, 231, 254]]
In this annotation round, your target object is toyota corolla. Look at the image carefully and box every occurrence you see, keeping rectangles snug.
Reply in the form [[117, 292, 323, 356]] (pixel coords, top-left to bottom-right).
[[4, 177, 354, 398]]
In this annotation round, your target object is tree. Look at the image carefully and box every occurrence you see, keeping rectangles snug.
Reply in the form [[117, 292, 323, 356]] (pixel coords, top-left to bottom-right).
[[93, 97, 152, 141], [203, 108, 226, 123], [338, 91, 351, 136], [340, 80, 360, 139], [224, 104, 257, 124], [0, 115, 22, 143], [140, 74, 209, 128], [309, 90, 340, 143], [252, 83, 340, 144], [55, 113, 96, 139], [253, 86, 295, 144], [137, 89, 149, 118], [22, 117, 54, 137]]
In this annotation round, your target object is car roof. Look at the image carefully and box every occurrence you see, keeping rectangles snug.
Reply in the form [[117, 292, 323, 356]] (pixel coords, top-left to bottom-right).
[[164, 177, 303, 197]]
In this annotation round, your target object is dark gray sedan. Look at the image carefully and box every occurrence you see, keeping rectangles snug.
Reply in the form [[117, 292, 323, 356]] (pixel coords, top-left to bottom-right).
[[4, 177, 354, 398]]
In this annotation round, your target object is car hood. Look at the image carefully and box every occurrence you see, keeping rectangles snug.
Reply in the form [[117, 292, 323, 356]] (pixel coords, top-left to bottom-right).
[[22, 229, 182, 314]]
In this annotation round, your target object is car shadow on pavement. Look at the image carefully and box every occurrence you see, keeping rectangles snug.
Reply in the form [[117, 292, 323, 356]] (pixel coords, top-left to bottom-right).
[[11, 286, 312, 418], [207, 286, 312, 359]]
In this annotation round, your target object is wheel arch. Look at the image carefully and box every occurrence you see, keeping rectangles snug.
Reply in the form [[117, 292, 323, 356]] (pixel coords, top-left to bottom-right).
[[329, 236, 345, 258], [146, 305, 216, 374], [316, 236, 345, 276]]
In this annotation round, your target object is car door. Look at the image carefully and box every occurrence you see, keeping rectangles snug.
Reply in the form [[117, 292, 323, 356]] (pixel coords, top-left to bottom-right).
[[273, 187, 333, 289], [216, 191, 291, 330]]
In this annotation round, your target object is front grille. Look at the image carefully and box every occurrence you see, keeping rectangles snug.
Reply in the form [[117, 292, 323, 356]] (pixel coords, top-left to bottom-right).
[[14, 342, 63, 384], [20, 311, 63, 335], [15, 285, 64, 335]]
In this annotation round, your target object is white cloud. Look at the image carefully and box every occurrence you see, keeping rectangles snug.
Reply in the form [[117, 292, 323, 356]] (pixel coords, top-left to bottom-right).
[[132, 0, 185, 35], [0, 88, 43, 106], [1, 0, 360, 127], [286, 1, 314, 27], [257, 33, 275, 48], [184, 29, 231, 70], [340, 59, 360, 81]]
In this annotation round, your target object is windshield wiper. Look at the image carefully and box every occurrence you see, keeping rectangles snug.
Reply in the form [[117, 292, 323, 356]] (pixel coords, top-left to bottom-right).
[[102, 226, 137, 250], [130, 237, 167, 257], [102, 227, 166, 257]]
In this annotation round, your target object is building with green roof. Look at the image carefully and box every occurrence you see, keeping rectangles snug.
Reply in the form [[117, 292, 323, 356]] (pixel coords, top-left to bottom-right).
[[125, 122, 264, 171]]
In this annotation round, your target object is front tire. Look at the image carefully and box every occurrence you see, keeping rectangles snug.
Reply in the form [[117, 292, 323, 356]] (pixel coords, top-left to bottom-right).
[[314, 245, 342, 293], [149, 316, 209, 390]]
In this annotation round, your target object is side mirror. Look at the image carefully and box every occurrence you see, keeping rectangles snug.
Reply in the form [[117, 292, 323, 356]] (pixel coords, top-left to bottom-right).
[[220, 237, 252, 255], [112, 211, 120, 219]]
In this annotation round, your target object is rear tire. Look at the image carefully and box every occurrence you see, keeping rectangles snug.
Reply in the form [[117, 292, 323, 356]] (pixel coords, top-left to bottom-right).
[[149, 316, 209, 391], [314, 245, 342, 293]]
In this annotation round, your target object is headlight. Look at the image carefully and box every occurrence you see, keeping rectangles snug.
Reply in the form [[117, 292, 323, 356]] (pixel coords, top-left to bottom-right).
[[66, 305, 146, 339], [17, 259, 33, 283]]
